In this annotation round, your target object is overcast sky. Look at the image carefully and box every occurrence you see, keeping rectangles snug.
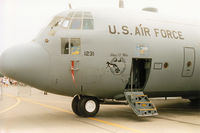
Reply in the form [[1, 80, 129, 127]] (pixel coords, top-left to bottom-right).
[[1, 0, 200, 53]]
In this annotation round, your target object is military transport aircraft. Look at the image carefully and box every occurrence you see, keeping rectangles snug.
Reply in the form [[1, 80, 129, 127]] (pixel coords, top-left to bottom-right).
[[0, 1, 200, 117]]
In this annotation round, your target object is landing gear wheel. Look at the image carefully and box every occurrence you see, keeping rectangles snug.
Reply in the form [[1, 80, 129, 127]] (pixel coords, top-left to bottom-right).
[[72, 95, 82, 116], [78, 97, 100, 117]]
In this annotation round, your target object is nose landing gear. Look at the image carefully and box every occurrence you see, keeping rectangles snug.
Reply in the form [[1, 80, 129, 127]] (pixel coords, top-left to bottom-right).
[[72, 95, 100, 117]]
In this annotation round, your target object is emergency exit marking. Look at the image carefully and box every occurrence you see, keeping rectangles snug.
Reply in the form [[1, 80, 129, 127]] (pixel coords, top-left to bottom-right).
[[154, 63, 162, 70]]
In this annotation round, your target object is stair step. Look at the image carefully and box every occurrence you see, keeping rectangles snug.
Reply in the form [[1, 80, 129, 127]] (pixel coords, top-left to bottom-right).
[[139, 108, 157, 111], [135, 102, 152, 103], [135, 95, 147, 97], [124, 90, 158, 117]]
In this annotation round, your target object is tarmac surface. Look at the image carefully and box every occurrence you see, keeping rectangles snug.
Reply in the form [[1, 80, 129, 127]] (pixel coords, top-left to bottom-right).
[[0, 86, 200, 133]]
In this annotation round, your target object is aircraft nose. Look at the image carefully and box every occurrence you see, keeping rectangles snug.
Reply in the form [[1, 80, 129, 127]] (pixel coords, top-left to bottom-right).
[[0, 52, 4, 75], [0, 42, 50, 88], [0, 48, 16, 76]]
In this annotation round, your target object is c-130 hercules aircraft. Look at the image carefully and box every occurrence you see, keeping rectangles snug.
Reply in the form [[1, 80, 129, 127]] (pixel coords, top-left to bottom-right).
[[0, 1, 200, 117]]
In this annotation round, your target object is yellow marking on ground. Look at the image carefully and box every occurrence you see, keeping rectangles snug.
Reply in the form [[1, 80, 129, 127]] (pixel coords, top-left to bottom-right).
[[19, 97, 73, 114], [0, 94, 21, 114], [5, 94, 146, 133], [88, 117, 145, 133]]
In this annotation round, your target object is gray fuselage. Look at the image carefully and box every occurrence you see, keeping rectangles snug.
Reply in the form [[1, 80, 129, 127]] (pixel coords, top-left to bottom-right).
[[0, 9, 200, 100]]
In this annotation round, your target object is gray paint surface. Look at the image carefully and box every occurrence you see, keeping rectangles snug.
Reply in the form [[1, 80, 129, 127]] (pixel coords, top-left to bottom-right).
[[0, 9, 200, 99]]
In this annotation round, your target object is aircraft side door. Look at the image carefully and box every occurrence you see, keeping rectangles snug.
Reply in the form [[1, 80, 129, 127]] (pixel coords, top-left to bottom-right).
[[182, 47, 195, 77]]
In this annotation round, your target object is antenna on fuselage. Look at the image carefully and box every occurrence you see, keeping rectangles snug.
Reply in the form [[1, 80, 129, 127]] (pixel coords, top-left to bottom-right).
[[67, 0, 72, 9], [119, 0, 124, 8]]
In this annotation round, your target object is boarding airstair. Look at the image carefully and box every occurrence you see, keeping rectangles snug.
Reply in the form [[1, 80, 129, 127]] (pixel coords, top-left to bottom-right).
[[124, 90, 158, 117], [125, 58, 158, 116]]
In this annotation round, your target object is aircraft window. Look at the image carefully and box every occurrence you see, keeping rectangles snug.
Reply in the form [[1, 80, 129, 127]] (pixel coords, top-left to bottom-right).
[[57, 18, 64, 26], [61, 38, 69, 54], [49, 17, 64, 28], [83, 19, 94, 29], [67, 12, 75, 18], [65, 11, 94, 30], [70, 19, 81, 29], [62, 19, 70, 28], [61, 38, 81, 55], [70, 38, 81, 55], [84, 12, 93, 19], [74, 12, 83, 18]]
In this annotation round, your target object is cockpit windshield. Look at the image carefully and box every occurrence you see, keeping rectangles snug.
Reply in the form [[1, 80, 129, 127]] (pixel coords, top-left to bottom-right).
[[49, 17, 64, 28], [49, 11, 94, 30]]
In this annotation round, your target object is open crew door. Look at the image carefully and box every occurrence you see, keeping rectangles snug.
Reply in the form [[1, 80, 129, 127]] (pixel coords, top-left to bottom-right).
[[130, 58, 151, 90], [124, 58, 158, 117]]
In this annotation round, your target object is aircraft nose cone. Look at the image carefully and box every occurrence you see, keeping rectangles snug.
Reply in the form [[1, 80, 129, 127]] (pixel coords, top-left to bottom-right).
[[0, 42, 50, 88], [0, 52, 4, 74], [0, 46, 26, 77], [0, 49, 13, 76]]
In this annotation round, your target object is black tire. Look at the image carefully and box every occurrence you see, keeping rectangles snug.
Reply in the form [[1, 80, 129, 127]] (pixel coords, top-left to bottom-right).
[[72, 95, 82, 116], [78, 97, 100, 117], [189, 99, 200, 105]]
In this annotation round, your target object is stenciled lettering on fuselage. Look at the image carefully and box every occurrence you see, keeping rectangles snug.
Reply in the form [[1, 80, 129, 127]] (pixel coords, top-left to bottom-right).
[[108, 24, 184, 40], [84, 51, 95, 56]]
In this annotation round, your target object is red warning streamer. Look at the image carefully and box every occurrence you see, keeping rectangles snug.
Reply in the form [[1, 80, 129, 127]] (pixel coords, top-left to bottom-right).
[[71, 61, 77, 87]]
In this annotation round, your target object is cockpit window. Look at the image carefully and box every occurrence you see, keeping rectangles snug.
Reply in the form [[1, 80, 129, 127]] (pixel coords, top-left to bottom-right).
[[50, 11, 94, 30], [67, 12, 75, 18], [83, 19, 93, 29], [62, 19, 70, 28], [61, 38, 69, 54], [74, 12, 83, 18], [83, 12, 93, 19], [70, 19, 81, 29], [49, 17, 64, 28], [71, 38, 81, 55], [61, 38, 81, 55], [57, 18, 64, 26]]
